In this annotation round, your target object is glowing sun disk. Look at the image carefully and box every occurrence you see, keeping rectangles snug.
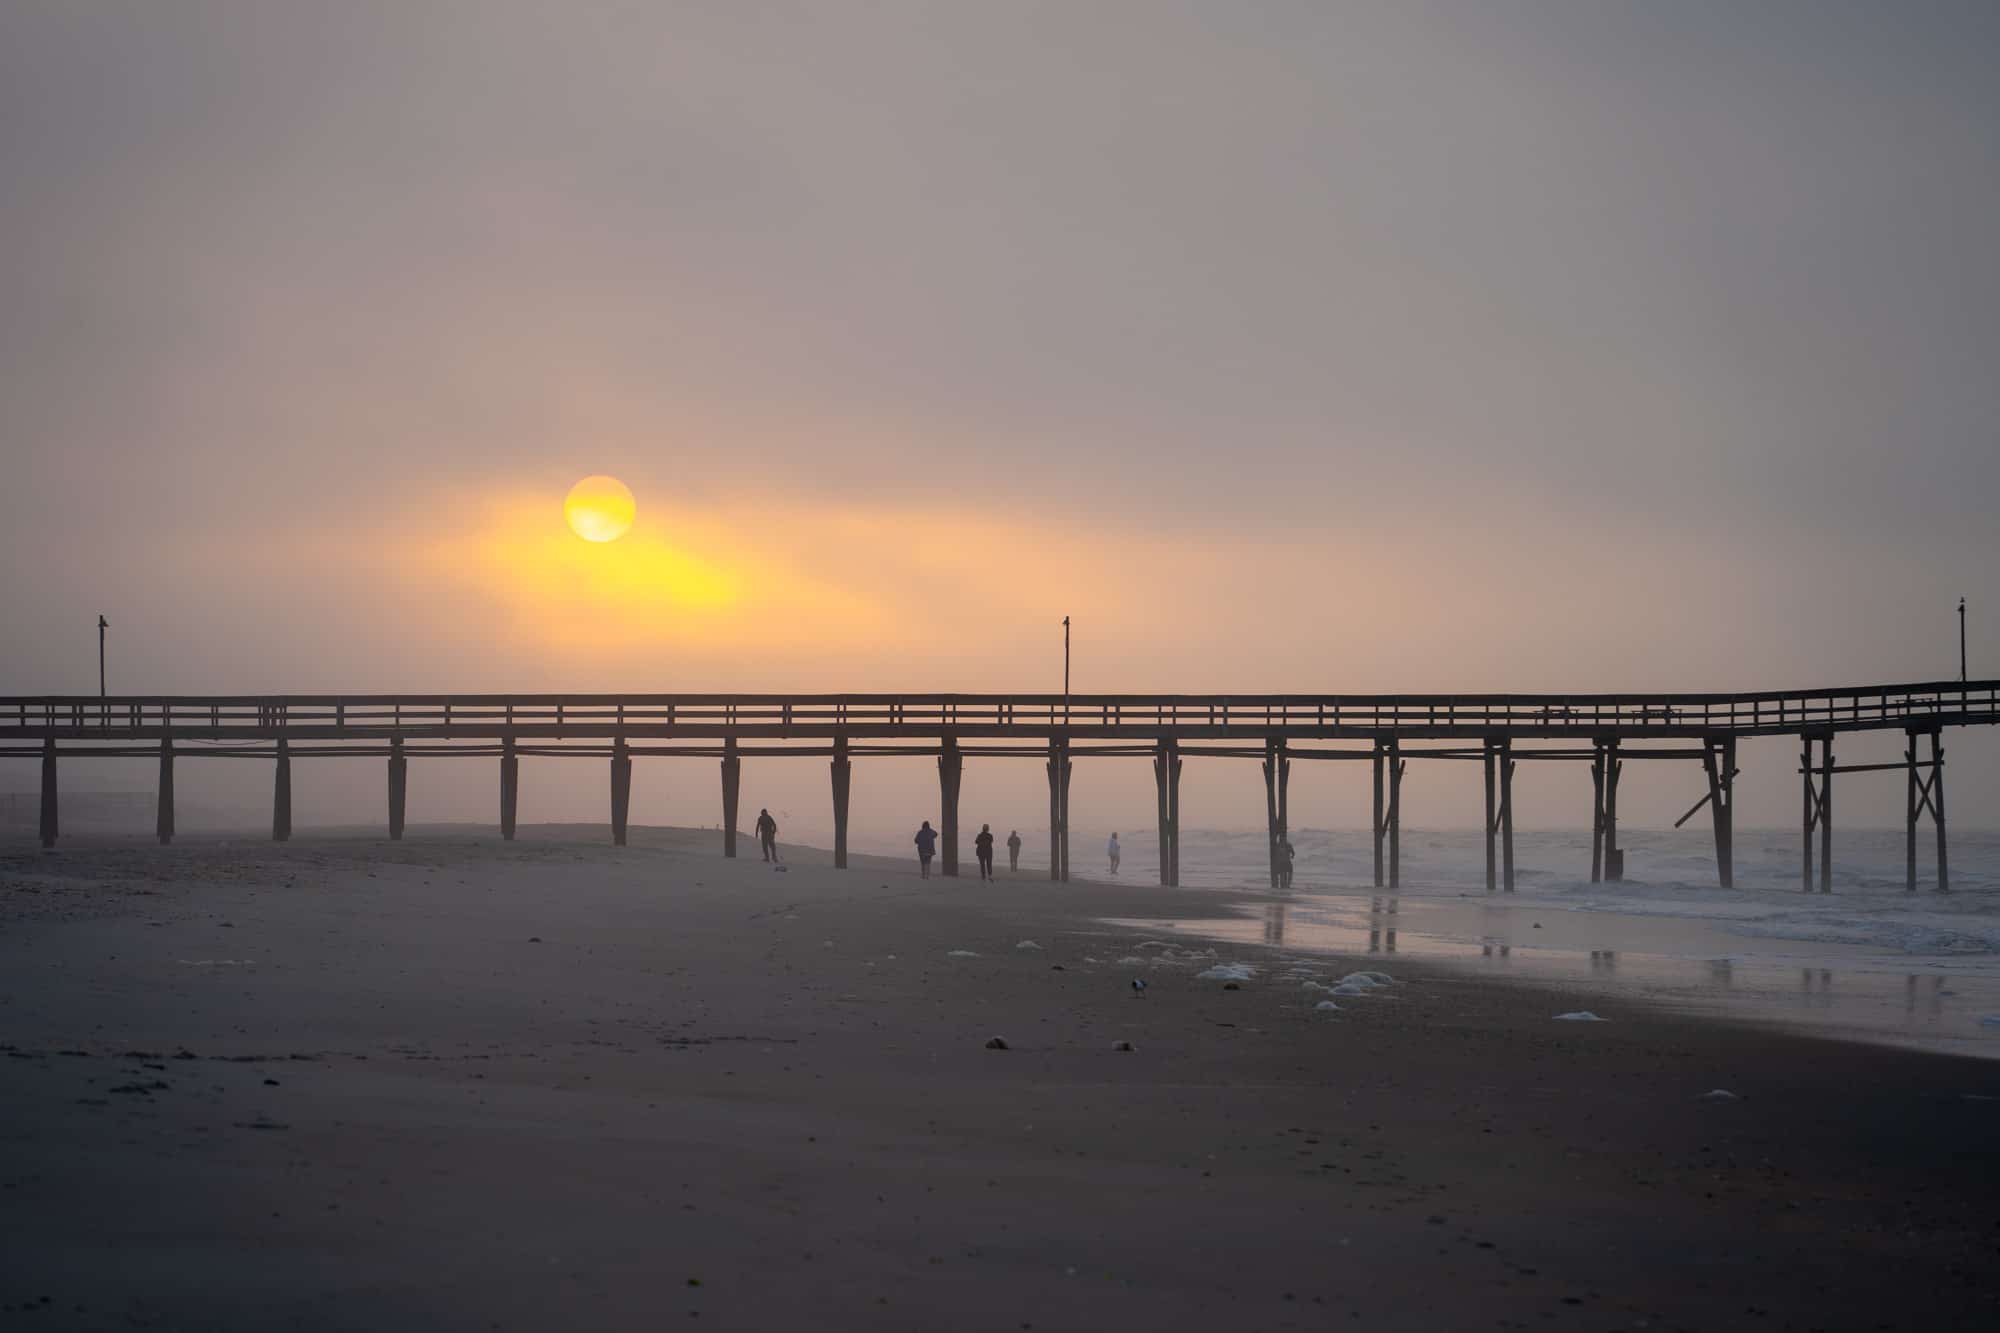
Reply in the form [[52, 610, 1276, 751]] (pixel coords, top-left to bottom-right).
[[565, 475, 636, 542]]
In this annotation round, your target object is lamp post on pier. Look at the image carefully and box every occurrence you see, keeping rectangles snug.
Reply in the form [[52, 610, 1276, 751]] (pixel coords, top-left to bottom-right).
[[97, 615, 108, 697], [1960, 597, 1968, 683], [1062, 615, 1070, 725]]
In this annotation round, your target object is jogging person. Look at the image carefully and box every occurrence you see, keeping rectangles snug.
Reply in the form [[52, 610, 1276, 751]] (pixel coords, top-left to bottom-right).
[[755, 808, 779, 862], [974, 824, 996, 881]]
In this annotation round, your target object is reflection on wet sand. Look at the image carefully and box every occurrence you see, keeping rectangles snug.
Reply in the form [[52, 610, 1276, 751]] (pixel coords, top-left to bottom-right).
[[1368, 895, 1399, 954], [1108, 891, 2000, 1056]]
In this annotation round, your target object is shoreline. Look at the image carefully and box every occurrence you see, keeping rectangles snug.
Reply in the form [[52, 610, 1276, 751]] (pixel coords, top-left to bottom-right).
[[4, 824, 1999, 1329]]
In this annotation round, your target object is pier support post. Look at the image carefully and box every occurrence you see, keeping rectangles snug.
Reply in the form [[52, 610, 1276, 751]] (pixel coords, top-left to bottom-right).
[[1371, 739, 1386, 887], [1483, 738, 1499, 893], [1932, 729, 1948, 894], [387, 737, 407, 840], [1905, 727, 1948, 893], [610, 737, 631, 846], [1702, 736, 1735, 888], [272, 737, 292, 843], [720, 736, 741, 858], [1386, 738, 1404, 889], [1153, 738, 1182, 887], [39, 737, 57, 849], [1801, 733, 1832, 893], [938, 735, 962, 877], [156, 737, 175, 845], [1485, 736, 1515, 893], [1046, 737, 1071, 883], [831, 735, 851, 870], [1262, 737, 1290, 888], [1591, 738, 1623, 882], [500, 735, 519, 841]]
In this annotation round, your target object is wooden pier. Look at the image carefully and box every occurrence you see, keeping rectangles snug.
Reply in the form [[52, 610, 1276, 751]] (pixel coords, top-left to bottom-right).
[[5, 680, 1993, 893]]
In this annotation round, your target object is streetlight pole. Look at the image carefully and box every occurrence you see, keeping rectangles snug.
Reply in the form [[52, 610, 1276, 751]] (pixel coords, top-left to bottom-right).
[[1062, 616, 1070, 724], [97, 615, 108, 697]]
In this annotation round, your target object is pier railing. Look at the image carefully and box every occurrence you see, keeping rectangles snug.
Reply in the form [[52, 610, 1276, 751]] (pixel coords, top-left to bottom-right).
[[3, 679, 1997, 741]]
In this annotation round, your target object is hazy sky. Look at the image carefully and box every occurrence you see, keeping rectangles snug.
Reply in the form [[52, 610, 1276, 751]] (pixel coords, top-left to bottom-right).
[[3, 2, 1995, 828]]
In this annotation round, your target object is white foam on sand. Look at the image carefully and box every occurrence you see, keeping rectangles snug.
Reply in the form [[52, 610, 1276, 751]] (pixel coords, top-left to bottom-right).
[[947, 949, 980, 958], [1553, 1011, 1608, 1022], [1015, 940, 1043, 951], [1196, 963, 1256, 982], [1313, 999, 1341, 1011]]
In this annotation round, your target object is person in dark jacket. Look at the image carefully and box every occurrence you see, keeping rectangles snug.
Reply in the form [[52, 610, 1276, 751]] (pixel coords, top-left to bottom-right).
[[1006, 829, 1022, 873], [914, 820, 938, 879], [755, 808, 779, 862], [974, 824, 996, 881]]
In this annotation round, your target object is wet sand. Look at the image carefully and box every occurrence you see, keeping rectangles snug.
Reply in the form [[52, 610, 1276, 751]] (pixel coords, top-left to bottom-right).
[[3, 826, 1998, 1331]]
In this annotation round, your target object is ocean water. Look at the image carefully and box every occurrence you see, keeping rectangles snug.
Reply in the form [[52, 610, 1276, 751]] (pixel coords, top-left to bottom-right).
[[1101, 826, 2000, 1057]]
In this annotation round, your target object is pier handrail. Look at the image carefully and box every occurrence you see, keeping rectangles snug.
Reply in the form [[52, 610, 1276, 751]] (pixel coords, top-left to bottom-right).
[[4, 679, 1996, 741]]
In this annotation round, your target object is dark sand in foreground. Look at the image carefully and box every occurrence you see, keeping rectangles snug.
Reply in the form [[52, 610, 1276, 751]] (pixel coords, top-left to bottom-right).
[[3, 826, 1997, 1331]]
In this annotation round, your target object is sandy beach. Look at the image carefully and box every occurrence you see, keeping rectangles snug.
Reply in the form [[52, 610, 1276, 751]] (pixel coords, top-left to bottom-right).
[[3, 826, 1998, 1332]]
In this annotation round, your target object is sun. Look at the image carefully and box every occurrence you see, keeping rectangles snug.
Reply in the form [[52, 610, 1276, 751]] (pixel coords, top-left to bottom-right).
[[564, 475, 636, 542]]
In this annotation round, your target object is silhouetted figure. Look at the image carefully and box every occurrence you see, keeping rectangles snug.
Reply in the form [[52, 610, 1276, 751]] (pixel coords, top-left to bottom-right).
[[1107, 832, 1121, 875], [1277, 834, 1295, 889], [755, 808, 778, 862], [974, 823, 995, 881], [915, 820, 938, 879], [1006, 829, 1022, 872]]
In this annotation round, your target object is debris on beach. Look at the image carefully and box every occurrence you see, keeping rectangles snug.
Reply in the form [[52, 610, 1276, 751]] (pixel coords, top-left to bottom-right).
[[1699, 1088, 1740, 1100], [1552, 1011, 1607, 1022], [1112, 1040, 1136, 1051], [985, 1036, 1009, 1050], [1223, 981, 1241, 990], [1130, 979, 1148, 995], [1015, 940, 1043, 951], [1195, 964, 1255, 982], [527, 936, 542, 944]]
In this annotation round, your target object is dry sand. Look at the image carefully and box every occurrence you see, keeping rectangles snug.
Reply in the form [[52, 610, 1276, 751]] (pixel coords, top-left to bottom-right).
[[2, 825, 1997, 1331]]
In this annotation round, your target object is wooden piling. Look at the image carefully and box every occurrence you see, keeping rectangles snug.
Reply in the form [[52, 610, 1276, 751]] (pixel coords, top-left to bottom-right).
[[830, 734, 851, 870], [1931, 729, 1948, 893], [1498, 737, 1516, 893], [608, 736, 632, 840], [1387, 740, 1404, 890], [1702, 736, 1735, 888], [1261, 737, 1289, 888], [720, 736, 740, 858], [1153, 738, 1182, 888], [1590, 746, 1605, 884], [1904, 733, 1919, 894], [39, 737, 57, 849], [387, 736, 407, 840], [1801, 733, 1832, 893], [156, 737, 174, 845], [1603, 738, 1622, 882], [500, 734, 519, 841], [1371, 740, 1385, 888], [938, 735, 962, 877], [610, 736, 631, 846], [1046, 737, 1071, 883], [272, 737, 292, 842], [1483, 738, 1498, 893]]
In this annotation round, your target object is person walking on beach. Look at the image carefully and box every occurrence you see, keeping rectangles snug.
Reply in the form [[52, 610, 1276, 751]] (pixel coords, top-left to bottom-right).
[[755, 808, 779, 862], [1107, 832, 1121, 875], [914, 820, 938, 879], [974, 823, 996, 881], [1006, 829, 1022, 873], [1277, 834, 1296, 889]]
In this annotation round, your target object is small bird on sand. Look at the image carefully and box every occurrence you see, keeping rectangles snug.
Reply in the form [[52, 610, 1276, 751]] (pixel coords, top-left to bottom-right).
[[1130, 978, 1148, 995]]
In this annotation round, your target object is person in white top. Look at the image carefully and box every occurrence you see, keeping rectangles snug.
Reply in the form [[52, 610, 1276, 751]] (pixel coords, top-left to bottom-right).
[[1107, 832, 1121, 874]]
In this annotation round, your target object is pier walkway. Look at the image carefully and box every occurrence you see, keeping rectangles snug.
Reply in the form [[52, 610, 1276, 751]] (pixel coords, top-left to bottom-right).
[[6, 679, 1995, 895]]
